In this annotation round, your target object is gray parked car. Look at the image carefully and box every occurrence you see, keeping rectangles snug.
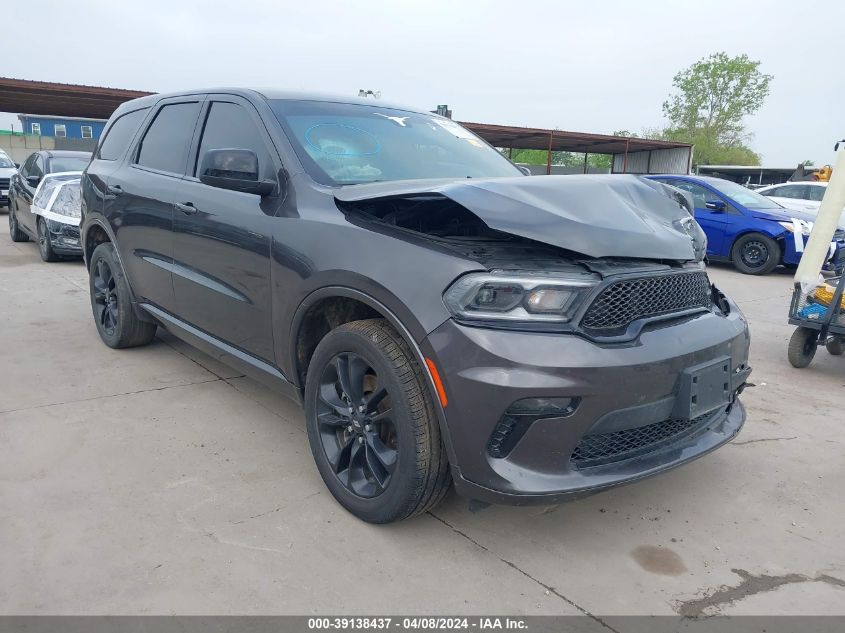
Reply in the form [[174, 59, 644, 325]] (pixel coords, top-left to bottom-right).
[[80, 89, 751, 523]]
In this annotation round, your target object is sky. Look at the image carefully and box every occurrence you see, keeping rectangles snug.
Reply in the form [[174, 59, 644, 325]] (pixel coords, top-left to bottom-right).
[[2, 0, 842, 166]]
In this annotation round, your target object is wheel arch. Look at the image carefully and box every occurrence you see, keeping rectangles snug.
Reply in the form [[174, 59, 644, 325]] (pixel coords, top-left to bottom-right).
[[729, 228, 787, 264], [83, 219, 153, 324], [82, 219, 116, 270], [288, 286, 459, 467]]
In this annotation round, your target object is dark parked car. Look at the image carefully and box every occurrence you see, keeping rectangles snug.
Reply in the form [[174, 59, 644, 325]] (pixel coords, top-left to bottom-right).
[[9, 149, 91, 260], [80, 89, 751, 523]]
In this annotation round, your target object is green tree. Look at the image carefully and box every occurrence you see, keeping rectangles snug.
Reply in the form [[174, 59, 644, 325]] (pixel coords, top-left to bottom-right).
[[662, 52, 772, 166], [801, 159, 815, 167]]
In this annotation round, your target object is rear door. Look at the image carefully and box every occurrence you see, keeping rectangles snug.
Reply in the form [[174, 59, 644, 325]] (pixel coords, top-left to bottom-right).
[[170, 96, 279, 361], [107, 98, 203, 312]]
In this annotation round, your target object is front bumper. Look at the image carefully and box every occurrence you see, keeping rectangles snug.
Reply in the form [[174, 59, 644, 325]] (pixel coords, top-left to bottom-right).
[[45, 218, 82, 255], [423, 302, 750, 505], [783, 234, 845, 268]]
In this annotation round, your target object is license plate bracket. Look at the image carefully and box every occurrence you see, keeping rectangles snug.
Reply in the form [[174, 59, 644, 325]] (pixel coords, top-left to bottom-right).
[[673, 355, 732, 420]]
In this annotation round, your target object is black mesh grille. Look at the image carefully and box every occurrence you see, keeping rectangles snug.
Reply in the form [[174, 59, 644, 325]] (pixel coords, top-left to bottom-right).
[[580, 271, 711, 334], [0, 178, 9, 189], [571, 413, 714, 468]]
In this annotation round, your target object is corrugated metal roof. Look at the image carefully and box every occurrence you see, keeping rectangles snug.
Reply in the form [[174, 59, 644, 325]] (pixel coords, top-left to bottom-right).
[[0, 77, 153, 119]]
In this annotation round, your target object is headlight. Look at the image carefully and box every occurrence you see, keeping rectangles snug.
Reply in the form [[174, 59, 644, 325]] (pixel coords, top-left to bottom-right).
[[443, 271, 597, 323], [779, 220, 810, 236]]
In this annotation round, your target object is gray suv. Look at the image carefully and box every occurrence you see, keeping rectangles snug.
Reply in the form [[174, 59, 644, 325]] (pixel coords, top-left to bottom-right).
[[81, 89, 751, 523]]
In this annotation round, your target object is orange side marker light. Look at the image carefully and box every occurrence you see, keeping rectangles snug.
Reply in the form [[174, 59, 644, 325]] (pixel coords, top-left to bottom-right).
[[424, 358, 448, 408]]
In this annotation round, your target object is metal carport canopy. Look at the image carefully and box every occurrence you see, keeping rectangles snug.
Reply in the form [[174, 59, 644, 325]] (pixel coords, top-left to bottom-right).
[[0, 77, 152, 120], [459, 121, 691, 156]]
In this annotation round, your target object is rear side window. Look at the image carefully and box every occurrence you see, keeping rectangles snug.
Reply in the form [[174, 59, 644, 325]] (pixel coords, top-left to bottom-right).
[[136, 102, 201, 174], [771, 185, 809, 200], [808, 186, 826, 202], [194, 101, 272, 178], [98, 108, 149, 161]]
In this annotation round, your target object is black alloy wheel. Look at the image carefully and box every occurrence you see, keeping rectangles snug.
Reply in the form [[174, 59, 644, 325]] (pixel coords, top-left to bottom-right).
[[304, 319, 451, 523], [316, 351, 398, 498], [87, 243, 157, 348], [92, 257, 119, 336]]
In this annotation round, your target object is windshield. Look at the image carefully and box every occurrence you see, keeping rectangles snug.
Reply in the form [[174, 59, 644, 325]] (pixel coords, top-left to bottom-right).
[[710, 178, 783, 210], [269, 100, 521, 185], [0, 155, 14, 168], [49, 156, 91, 173]]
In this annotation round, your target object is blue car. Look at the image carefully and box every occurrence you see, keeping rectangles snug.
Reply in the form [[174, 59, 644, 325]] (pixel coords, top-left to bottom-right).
[[646, 175, 845, 275]]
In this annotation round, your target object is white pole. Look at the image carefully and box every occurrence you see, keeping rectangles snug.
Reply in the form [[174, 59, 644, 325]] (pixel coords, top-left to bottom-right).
[[794, 143, 845, 288]]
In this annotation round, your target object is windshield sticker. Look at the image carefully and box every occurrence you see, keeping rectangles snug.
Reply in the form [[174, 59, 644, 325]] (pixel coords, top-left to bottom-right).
[[305, 123, 381, 156], [373, 113, 409, 127]]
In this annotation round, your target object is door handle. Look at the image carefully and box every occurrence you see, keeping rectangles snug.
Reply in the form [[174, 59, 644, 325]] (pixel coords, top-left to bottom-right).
[[106, 184, 123, 196], [174, 202, 198, 215]]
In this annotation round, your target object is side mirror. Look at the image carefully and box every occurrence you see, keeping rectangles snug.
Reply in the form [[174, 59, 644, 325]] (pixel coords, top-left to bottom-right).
[[14, 162, 20, 168], [705, 199, 726, 212], [198, 148, 275, 196], [27, 175, 41, 187]]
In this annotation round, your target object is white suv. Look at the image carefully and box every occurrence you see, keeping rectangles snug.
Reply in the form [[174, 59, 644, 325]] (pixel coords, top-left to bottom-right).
[[0, 150, 17, 209]]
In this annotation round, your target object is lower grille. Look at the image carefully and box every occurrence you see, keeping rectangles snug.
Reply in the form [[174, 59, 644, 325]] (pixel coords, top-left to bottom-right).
[[0, 178, 9, 189], [571, 412, 716, 468], [580, 271, 711, 335]]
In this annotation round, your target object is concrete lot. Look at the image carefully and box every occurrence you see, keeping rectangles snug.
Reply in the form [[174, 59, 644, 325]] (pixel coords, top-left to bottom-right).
[[1, 227, 844, 619]]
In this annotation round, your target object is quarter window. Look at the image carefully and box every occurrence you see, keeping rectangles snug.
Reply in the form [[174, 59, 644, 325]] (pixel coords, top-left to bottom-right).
[[136, 102, 201, 174], [54, 124, 67, 138], [81, 125, 93, 139], [195, 101, 272, 178], [98, 108, 149, 161]]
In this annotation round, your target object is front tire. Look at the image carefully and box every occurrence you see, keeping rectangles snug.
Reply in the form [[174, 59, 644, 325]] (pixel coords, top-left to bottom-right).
[[304, 319, 451, 523], [88, 242, 156, 348], [8, 204, 29, 242], [37, 217, 59, 262], [731, 233, 780, 275], [788, 327, 818, 368]]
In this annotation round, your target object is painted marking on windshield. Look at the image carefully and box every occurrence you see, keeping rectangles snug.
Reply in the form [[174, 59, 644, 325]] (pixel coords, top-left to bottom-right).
[[373, 113, 409, 127]]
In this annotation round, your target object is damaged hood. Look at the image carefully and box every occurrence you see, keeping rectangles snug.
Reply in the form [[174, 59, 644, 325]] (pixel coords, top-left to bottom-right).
[[335, 175, 703, 261]]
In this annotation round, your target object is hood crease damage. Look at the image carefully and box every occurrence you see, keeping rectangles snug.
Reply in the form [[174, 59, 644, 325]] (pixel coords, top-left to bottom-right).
[[335, 175, 706, 264]]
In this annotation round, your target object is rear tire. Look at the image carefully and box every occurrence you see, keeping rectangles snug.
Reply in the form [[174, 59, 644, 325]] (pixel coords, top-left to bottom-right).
[[788, 327, 818, 368], [731, 233, 780, 275], [37, 217, 59, 262], [88, 242, 156, 348], [304, 318, 451, 523], [826, 337, 845, 356], [8, 204, 28, 242]]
